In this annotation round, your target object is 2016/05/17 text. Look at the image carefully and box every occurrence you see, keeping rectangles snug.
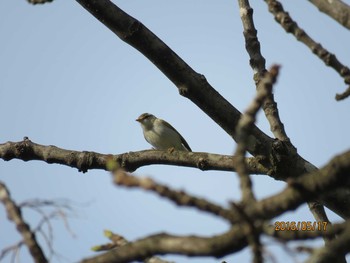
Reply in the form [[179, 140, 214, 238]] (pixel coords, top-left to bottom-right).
[[274, 221, 328, 231]]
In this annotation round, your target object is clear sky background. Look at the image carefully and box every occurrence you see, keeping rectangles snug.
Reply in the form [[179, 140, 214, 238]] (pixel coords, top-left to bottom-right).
[[0, 1, 349, 262]]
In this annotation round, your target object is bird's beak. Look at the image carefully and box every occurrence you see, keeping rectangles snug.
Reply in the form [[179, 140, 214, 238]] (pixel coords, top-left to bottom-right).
[[136, 117, 141, 122]]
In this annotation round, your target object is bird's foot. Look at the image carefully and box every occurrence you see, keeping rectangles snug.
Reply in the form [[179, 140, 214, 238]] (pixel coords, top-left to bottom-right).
[[167, 147, 175, 153]]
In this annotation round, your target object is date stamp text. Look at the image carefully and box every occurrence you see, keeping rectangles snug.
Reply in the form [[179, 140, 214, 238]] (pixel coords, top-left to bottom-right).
[[274, 221, 328, 231]]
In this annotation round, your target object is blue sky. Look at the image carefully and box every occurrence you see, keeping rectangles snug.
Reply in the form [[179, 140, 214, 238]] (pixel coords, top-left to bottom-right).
[[0, 1, 349, 262]]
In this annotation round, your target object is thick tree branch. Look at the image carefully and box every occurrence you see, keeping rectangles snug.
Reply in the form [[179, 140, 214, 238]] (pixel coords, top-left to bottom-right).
[[0, 182, 48, 263], [308, 0, 350, 30], [0, 138, 267, 174], [265, 0, 350, 101]]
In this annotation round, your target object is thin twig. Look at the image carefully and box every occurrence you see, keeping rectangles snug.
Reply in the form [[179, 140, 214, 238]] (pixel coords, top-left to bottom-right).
[[265, 0, 350, 100], [0, 182, 48, 263]]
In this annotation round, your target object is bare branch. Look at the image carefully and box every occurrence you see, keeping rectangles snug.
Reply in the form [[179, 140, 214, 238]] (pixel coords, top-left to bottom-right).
[[0, 182, 48, 263], [0, 138, 268, 174], [80, 226, 248, 263], [335, 86, 350, 101], [307, 201, 334, 244], [308, 0, 350, 30], [265, 0, 350, 100], [238, 0, 266, 76], [113, 170, 235, 222], [0, 242, 22, 262], [238, 0, 290, 141]]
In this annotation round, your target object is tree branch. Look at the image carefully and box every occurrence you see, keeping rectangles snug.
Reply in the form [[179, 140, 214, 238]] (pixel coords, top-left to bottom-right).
[[0, 138, 268, 174], [80, 226, 248, 263], [238, 0, 290, 142]]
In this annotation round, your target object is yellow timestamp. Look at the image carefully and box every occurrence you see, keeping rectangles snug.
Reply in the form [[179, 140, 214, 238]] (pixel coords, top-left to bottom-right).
[[274, 221, 328, 231]]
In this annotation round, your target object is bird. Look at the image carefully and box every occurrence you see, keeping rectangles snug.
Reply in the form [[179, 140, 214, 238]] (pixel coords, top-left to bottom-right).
[[136, 113, 192, 152]]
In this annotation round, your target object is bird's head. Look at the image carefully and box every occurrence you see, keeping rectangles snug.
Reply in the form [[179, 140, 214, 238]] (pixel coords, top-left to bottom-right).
[[136, 113, 156, 129]]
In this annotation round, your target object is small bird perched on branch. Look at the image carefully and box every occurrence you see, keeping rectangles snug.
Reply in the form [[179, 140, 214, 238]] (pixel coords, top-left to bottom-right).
[[136, 113, 192, 152]]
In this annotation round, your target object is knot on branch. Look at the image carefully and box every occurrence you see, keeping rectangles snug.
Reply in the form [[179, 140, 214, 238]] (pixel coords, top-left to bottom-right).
[[269, 139, 298, 180], [178, 85, 189, 96], [197, 158, 209, 171], [294, 28, 305, 40], [340, 67, 350, 77], [76, 151, 94, 173], [123, 21, 141, 40], [15, 137, 34, 161]]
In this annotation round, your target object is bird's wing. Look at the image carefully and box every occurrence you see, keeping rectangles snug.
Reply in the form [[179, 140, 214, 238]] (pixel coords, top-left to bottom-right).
[[162, 119, 192, 152]]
